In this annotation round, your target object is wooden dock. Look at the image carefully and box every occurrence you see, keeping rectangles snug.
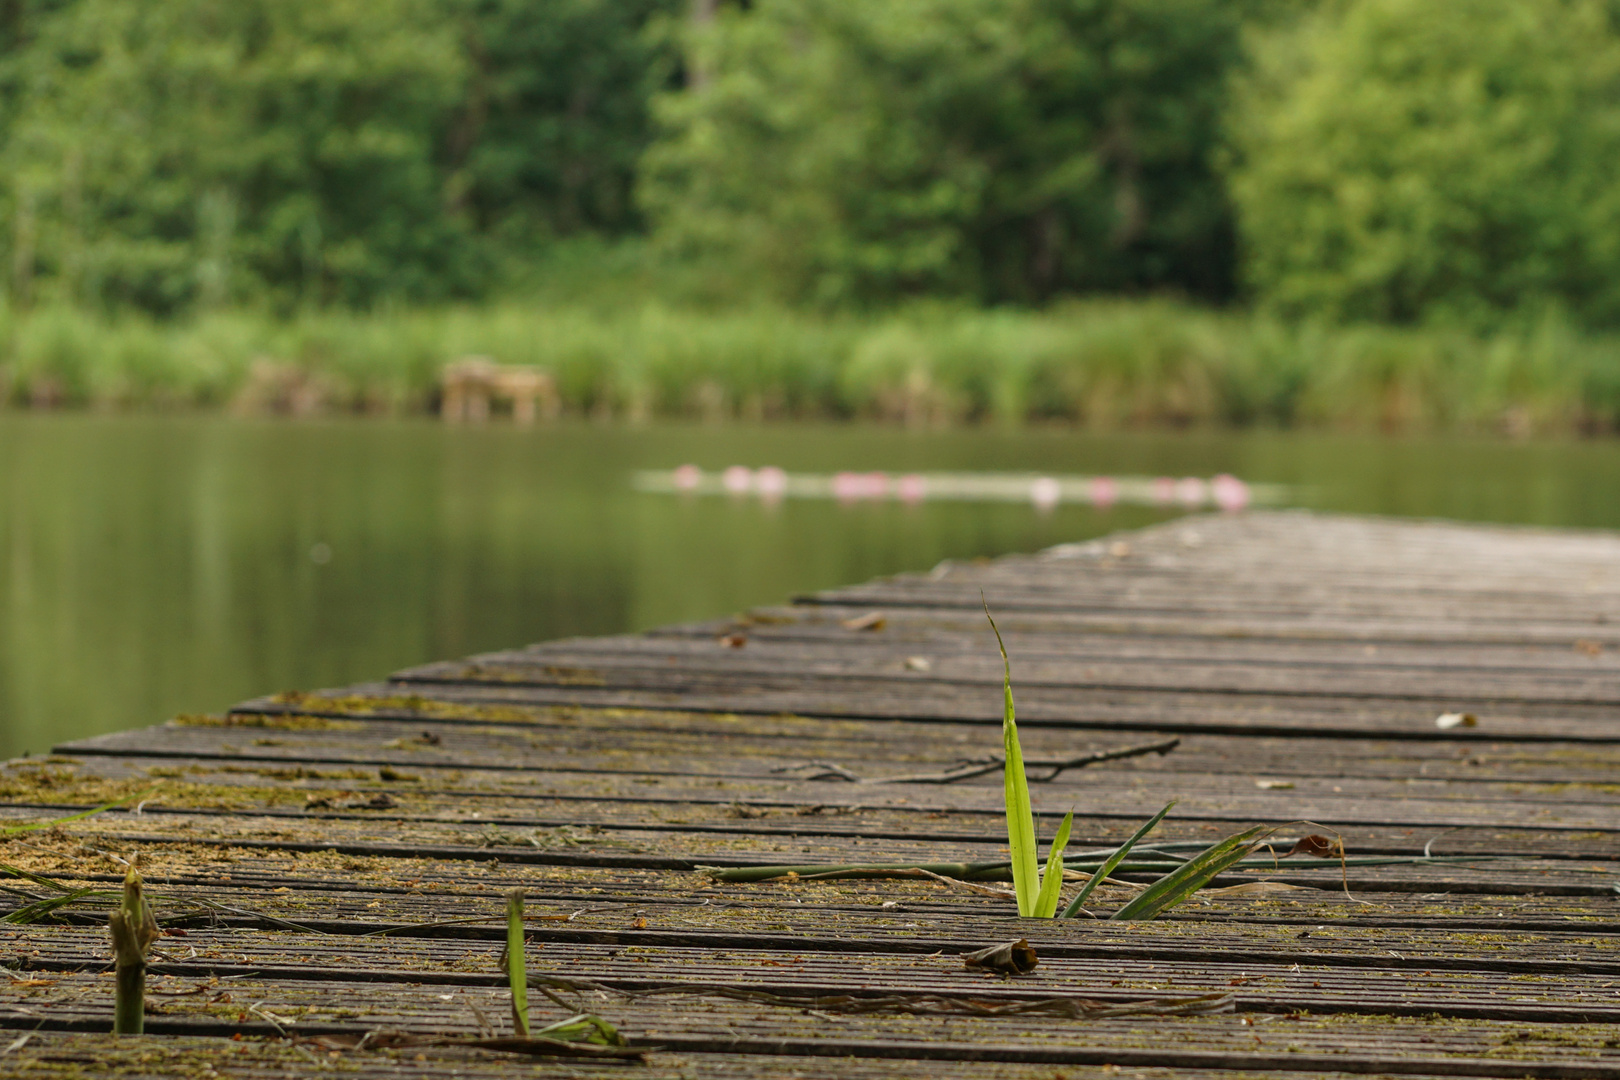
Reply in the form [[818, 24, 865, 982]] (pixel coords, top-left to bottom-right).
[[4, 509, 1620, 1078]]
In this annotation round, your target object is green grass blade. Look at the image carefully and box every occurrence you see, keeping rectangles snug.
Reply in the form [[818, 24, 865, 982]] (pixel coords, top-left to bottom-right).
[[700, 860, 984, 882], [1061, 800, 1175, 918], [1032, 811, 1074, 918], [1, 787, 161, 837], [2, 887, 113, 925], [506, 889, 530, 1036], [695, 850, 1508, 887], [0, 860, 74, 894], [1110, 826, 1267, 920], [986, 600, 1038, 917], [1002, 706, 1037, 916], [534, 1013, 625, 1046]]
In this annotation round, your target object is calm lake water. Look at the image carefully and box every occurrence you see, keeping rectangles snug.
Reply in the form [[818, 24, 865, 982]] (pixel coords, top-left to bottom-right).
[[3, 414, 1618, 759]]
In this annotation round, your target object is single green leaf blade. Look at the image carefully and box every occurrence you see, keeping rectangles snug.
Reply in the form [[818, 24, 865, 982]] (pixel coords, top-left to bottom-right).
[[1033, 810, 1074, 918], [506, 889, 530, 1036], [987, 600, 1038, 917], [1110, 826, 1267, 920], [1, 886, 112, 925], [0, 860, 75, 894], [1061, 800, 1176, 918], [535, 1013, 625, 1046], [1003, 705, 1038, 916]]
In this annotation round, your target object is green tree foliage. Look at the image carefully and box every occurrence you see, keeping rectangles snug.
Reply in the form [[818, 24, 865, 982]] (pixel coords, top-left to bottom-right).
[[3, 0, 473, 311], [1227, 0, 1620, 328], [640, 0, 1257, 306], [18, 0, 1618, 330], [0, 0, 678, 312], [455, 0, 680, 242]]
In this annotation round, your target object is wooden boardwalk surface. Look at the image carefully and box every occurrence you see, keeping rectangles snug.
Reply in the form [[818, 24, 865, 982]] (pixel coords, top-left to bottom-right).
[[4, 509, 1620, 1078]]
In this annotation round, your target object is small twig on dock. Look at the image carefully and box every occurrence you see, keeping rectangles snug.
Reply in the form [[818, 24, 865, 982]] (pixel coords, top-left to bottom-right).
[[302, 1031, 646, 1061], [810, 867, 1017, 900], [771, 736, 1180, 784], [511, 974, 1236, 1021]]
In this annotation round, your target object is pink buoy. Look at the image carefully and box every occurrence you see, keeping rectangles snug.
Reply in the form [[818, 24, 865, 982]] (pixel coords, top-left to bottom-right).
[[721, 465, 753, 494], [1212, 473, 1250, 512], [896, 474, 927, 503], [1030, 476, 1061, 510], [671, 464, 701, 492], [755, 466, 788, 499], [1176, 477, 1207, 508], [1152, 477, 1176, 505], [832, 471, 863, 502], [1089, 476, 1117, 508]]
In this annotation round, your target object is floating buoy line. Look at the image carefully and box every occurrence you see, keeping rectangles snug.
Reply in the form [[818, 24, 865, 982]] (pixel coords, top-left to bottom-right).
[[634, 466, 1284, 510]]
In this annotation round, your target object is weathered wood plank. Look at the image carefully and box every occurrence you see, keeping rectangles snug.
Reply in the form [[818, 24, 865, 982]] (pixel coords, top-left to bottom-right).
[[14, 973, 1620, 1076], [545, 626, 1620, 678], [346, 674, 1620, 740], [10, 924, 1620, 1025], [7, 814, 1620, 927], [726, 603, 1620, 647], [10, 869, 1620, 970], [46, 718, 1620, 791], [398, 641, 1620, 708], [18, 752, 1620, 837], [216, 679, 1620, 743], [41, 725, 1620, 821], [15, 1029, 1620, 1080]]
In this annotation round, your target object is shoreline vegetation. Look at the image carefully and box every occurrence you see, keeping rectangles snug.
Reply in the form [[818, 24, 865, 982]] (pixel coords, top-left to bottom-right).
[[2, 298, 1618, 435], [6, 2, 1620, 438]]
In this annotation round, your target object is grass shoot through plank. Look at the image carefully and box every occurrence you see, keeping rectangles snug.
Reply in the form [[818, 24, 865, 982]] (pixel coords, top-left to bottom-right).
[[506, 888, 530, 1036], [985, 599, 1071, 917], [107, 863, 157, 1035]]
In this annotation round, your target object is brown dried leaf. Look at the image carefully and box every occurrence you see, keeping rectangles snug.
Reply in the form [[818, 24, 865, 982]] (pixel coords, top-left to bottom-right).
[[841, 611, 887, 631], [717, 633, 747, 648], [1285, 834, 1344, 859], [961, 938, 1038, 976]]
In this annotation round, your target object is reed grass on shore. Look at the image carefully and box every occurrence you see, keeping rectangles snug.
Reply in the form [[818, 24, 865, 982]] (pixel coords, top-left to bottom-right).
[[3, 299, 1618, 433]]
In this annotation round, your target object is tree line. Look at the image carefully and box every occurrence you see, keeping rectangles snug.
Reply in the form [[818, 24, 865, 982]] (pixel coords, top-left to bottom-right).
[[3, 0, 1619, 329]]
